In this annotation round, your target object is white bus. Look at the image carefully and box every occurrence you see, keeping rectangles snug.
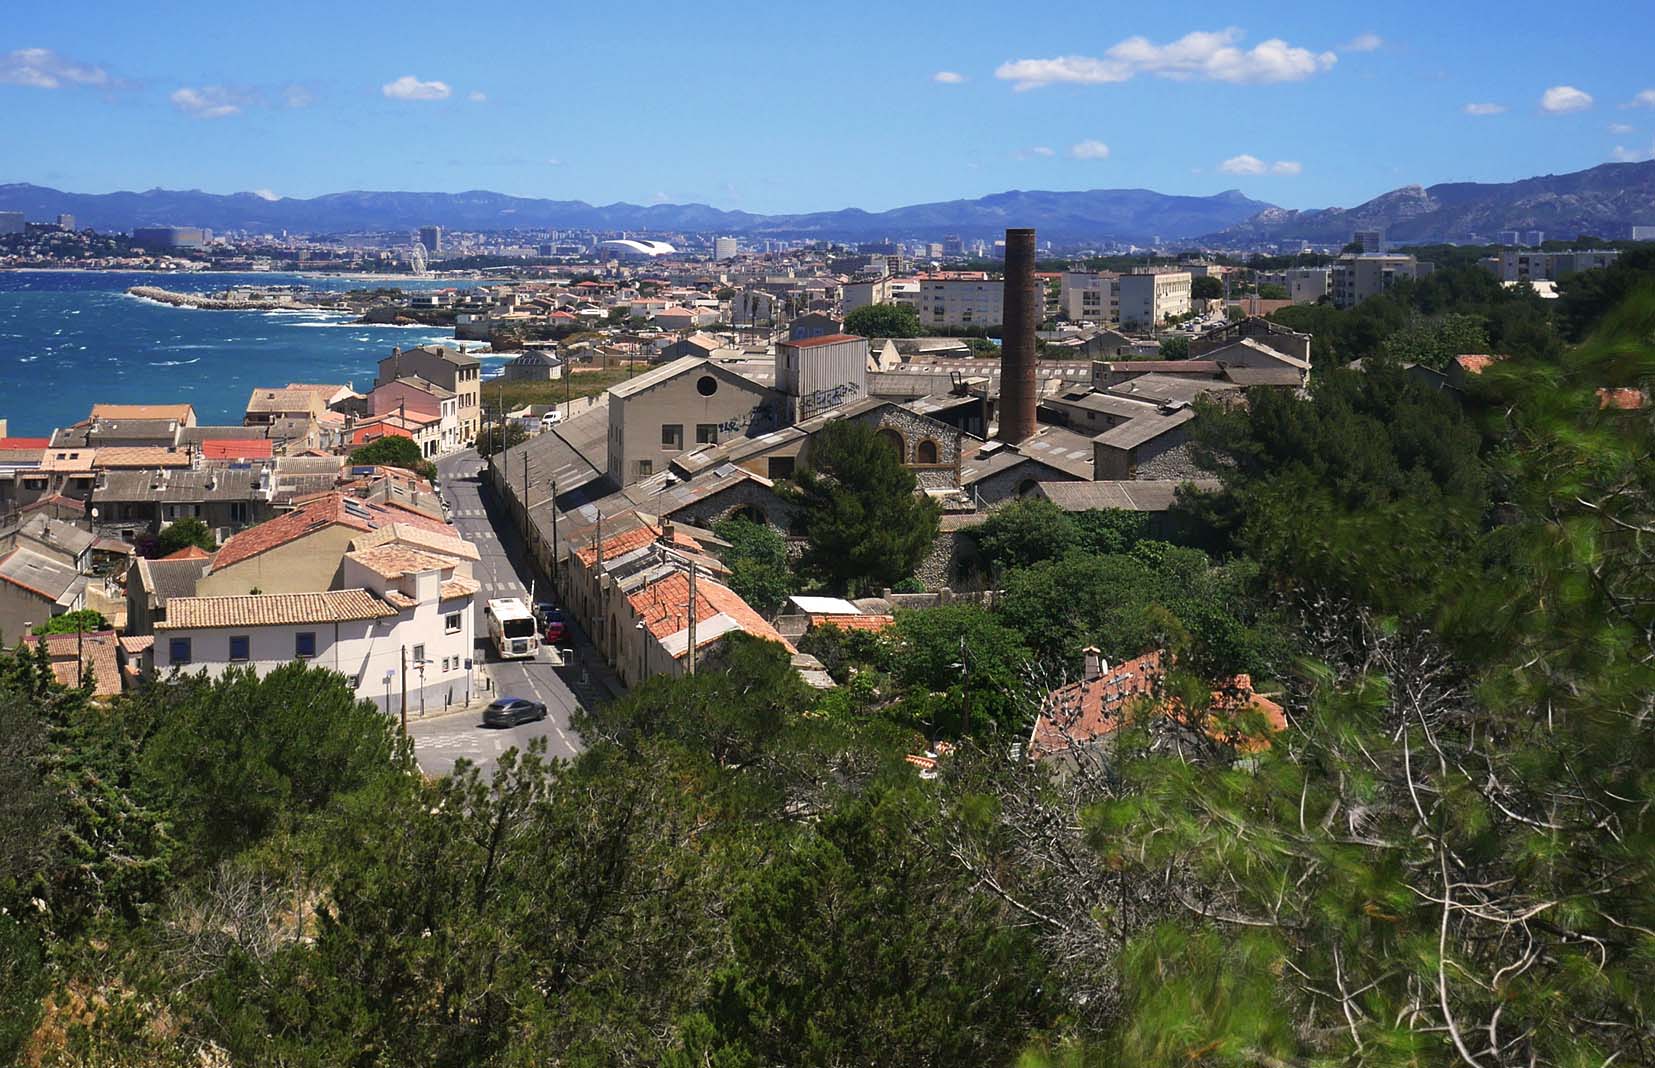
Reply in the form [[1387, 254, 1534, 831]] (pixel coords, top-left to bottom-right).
[[484, 597, 540, 659]]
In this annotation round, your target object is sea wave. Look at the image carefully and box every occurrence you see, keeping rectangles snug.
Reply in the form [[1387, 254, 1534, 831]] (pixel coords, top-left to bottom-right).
[[148, 357, 202, 366]]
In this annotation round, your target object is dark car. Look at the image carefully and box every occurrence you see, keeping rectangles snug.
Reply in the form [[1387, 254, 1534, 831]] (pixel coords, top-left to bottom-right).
[[534, 601, 567, 642], [483, 696, 547, 728]]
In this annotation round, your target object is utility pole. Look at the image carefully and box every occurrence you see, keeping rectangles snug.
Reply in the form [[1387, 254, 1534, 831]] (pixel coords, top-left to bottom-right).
[[686, 556, 697, 674], [549, 478, 559, 595], [400, 644, 408, 734]]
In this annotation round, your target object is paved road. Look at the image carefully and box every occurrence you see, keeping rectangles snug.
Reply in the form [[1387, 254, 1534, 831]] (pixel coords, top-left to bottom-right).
[[409, 449, 600, 777]]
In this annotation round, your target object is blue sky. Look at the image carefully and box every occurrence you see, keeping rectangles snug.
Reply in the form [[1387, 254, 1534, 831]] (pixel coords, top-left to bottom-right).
[[3, 0, 1654, 215]]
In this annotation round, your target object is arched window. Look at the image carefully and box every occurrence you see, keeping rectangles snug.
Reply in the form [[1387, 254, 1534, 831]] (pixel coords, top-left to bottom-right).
[[915, 439, 939, 464], [876, 428, 905, 458]]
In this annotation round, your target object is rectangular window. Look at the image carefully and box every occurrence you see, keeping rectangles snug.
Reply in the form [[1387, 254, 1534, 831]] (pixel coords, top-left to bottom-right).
[[295, 632, 317, 659], [412, 644, 425, 665], [169, 637, 191, 665], [229, 635, 251, 662], [767, 455, 796, 479], [696, 424, 718, 445], [661, 423, 683, 450], [637, 459, 653, 477], [229, 501, 248, 523], [445, 612, 462, 634]]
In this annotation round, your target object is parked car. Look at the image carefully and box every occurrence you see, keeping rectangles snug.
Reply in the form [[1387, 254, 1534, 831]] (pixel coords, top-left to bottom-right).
[[482, 696, 547, 728], [534, 601, 567, 642]]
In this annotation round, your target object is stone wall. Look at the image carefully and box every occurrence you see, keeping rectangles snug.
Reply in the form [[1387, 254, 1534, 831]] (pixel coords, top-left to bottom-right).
[[1133, 440, 1204, 481]]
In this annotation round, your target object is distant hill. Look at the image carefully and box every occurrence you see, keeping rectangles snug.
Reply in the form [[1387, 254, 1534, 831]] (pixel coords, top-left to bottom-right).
[[1209, 160, 1655, 245], [0, 183, 1274, 243]]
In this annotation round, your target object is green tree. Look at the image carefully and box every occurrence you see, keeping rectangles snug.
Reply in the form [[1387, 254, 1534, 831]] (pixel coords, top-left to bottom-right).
[[139, 663, 412, 865], [1190, 275, 1224, 300], [1377, 310, 1491, 369], [475, 420, 527, 459], [157, 516, 216, 555], [885, 604, 1033, 737], [843, 302, 921, 338], [32, 607, 111, 635], [782, 420, 939, 595], [712, 516, 793, 616], [1255, 282, 1289, 300], [970, 497, 1078, 574], [349, 434, 437, 481], [696, 788, 1056, 1067], [1157, 333, 1191, 358]]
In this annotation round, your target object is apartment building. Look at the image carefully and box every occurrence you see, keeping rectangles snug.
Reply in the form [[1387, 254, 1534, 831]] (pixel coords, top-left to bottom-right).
[[1497, 249, 1620, 283], [1328, 254, 1430, 309], [918, 275, 1003, 329], [1286, 267, 1331, 304], [1117, 270, 1192, 330], [376, 345, 482, 443], [1060, 271, 1119, 322]]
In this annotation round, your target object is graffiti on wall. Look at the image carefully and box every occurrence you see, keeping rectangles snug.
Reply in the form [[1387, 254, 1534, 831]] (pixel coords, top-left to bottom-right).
[[798, 380, 862, 418]]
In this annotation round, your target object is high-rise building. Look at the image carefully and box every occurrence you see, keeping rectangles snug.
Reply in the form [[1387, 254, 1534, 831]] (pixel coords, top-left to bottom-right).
[[1523, 230, 1545, 247], [56, 213, 75, 232], [0, 211, 25, 236], [1117, 270, 1192, 330], [713, 236, 738, 261], [1352, 229, 1384, 254], [1497, 230, 1521, 246], [943, 234, 964, 256], [1631, 225, 1655, 241], [418, 225, 442, 255], [1330, 254, 1429, 309], [132, 226, 210, 250]]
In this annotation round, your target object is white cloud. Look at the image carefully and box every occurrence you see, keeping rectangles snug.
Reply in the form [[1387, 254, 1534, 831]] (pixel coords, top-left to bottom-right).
[[931, 70, 966, 84], [1069, 139, 1111, 159], [1609, 122, 1635, 134], [282, 84, 314, 108], [1540, 85, 1593, 113], [1611, 140, 1655, 163], [382, 75, 451, 101], [996, 28, 1336, 90], [1342, 32, 1383, 52], [545, 158, 563, 166], [170, 86, 242, 119], [467, 89, 487, 103], [1463, 102, 1506, 116], [1030, 145, 1055, 157], [1220, 154, 1266, 175], [251, 188, 281, 201], [0, 47, 111, 89], [1628, 89, 1655, 109], [1271, 160, 1303, 175]]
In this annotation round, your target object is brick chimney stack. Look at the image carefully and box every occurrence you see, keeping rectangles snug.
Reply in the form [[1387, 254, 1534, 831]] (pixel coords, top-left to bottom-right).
[[997, 227, 1039, 443]]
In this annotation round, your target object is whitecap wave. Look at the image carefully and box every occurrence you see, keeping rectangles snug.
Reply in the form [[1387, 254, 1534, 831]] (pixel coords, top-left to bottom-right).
[[148, 357, 202, 366]]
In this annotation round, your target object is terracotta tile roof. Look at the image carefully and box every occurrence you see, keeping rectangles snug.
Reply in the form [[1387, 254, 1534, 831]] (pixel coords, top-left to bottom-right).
[[626, 570, 792, 654], [90, 403, 194, 422], [199, 438, 274, 459], [779, 333, 865, 349], [346, 545, 454, 579], [119, 635, 154, 654], [92, 447, 192, 469], [210, 495, 345, 571], [246, 388, 323, 413], [40, 449, 97, 472], [1453, 354, 1504, 375], [573, 522, 701, 567], [0, 437, 50, 449], [441, 577, 481, 599], [351, 522, 480, 560], [808, 613, 895, 632], [156, 589, 396, 629], [1030, 651, 1287, 760], [1597, 387, 1648, 410], [22, 630, 122, 698], [162, 545, 212, 560]]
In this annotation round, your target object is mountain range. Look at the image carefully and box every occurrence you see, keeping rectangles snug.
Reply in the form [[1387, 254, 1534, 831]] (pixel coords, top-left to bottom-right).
[[3, 159, 1654, 245], [1207, 160, 1655, 245], [0, 184, 1270, 244]]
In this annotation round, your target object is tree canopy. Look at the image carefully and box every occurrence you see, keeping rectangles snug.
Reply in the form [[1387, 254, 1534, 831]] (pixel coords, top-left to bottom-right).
[[844, 301, 921, 338], [156, 516, 216, 555]]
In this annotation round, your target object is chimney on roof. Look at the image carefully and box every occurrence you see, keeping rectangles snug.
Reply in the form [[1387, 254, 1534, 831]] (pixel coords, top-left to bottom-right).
[[1082, 646, 1106, 681], [998, 228, 1039, 444]]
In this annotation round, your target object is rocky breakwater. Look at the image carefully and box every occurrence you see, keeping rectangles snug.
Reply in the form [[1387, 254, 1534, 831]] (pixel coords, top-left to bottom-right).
[[127, 285, 322, 311]]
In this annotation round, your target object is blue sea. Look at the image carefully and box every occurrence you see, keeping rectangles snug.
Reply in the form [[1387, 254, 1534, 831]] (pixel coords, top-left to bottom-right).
[[0, 271, 492, 435]]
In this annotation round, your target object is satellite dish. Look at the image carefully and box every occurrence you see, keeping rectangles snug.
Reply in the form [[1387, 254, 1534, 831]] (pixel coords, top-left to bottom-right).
[[90, 507, 100, 519]]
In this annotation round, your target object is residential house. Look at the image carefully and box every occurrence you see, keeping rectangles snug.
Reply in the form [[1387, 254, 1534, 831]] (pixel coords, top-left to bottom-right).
[[370, 376, 459, 456], [0, 544, 85, 642], [21, 629, 124, 699], [377, 345, 482, 443]]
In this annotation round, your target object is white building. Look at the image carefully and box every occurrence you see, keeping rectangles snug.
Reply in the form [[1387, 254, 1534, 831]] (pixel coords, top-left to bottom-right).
[[1286, 267, 1330, 304], [1060, 271, 1119, 322], [1497, 249, 1620, 283], [1329, 255, 1429, 309], [713, 236, 739, 261], [918, 276, 1004, 329], [1117, 271, 1192, 330], [154, 545, 479, 714]]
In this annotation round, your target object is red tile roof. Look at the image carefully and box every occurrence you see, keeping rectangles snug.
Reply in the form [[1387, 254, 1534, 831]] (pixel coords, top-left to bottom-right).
[[0, 437, 50, 449], [199, 438, 274, 459], [162, 545, 212, 560], [808, 613, 895, 632], [1453, 354, 1504, 375], [210, 492, 452, 572], [626, 570, 793, 654], [1029, 650, 1286, 760], [780, 333, 865, 349], [573, 522, 701, 567], [1597, 387, 1648, 410], [22, 630, 122, 698]]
